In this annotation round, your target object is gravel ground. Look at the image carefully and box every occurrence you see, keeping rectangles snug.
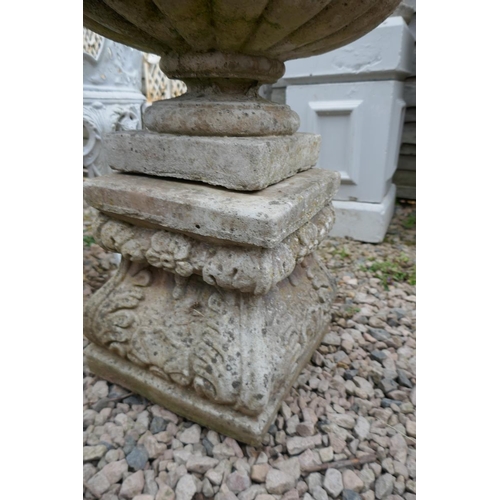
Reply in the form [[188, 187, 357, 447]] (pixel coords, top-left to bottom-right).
[[83, 197, 416, 500]]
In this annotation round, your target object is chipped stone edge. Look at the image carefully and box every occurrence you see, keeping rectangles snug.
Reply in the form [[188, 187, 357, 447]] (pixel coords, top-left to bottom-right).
[[83, 169, 341, 249], [105, 131, 321, 191]]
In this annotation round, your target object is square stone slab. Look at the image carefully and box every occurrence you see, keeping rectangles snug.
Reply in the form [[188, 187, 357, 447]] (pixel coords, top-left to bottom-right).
[[105, 131, 321, 191], [83, 169, 340, 248]]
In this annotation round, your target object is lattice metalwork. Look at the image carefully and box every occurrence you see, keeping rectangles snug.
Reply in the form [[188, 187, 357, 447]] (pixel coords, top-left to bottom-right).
[[143, 54, 187, 103], [83, 28, 186, 102], [83, 28, 104, 58]]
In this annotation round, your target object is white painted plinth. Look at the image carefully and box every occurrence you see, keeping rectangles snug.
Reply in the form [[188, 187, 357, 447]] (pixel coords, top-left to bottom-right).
[[330, 184, 396, 243], [282, 17, 413, 242]]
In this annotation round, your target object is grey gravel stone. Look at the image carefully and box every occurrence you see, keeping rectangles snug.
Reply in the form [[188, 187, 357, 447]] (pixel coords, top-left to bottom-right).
[[397, 370, 413, 388], [368, 329, 391, 343], [143, 470, 158, 497], [150, 416, 167, 434], [343, 490, 362, 500], [227, 471, 251, 493], [202, 437, 214, 456], [379, 378, 399, 394], [275, 458, 301, 481], [266, 468, 296, 495], [126, 445, 149, 471], [406, 480, 416, 494], [342, 470, 364, 493], [178, 424, 201, 444], [287, 434, 322, 455], [311, 486, 329, 500], [375, 474, 394, 499], [186, 456, 219, 474], [370, 350, 387, 363], [324, 468, 343, 497], [354, 416, 370, 440], [101, 459, 128, 484], [330, 414, 356, 429], [123, 435, 137, 456], [176, 474, 198, 500], [83, 444, 108, 463], [389, 434, 408, 463], [86, 471, 111, 497], [306, 472, 323, 490], [381, 399, 402, 408], [120, 470, 144, 499]]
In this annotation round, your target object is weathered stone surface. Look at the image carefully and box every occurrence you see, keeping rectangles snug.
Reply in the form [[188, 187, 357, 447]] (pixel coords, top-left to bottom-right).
[[92, 204, 336, 295], [106, 132, 320, 191], [83, 1, 400, 67], [82, 0, 400, 458], [83, 168, 340, 249], [144, 91, 300, 136], [84, 253, 335, 445]]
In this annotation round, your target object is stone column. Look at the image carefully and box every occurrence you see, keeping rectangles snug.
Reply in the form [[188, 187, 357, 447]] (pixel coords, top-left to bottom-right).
[[83, 0, 400, 444]]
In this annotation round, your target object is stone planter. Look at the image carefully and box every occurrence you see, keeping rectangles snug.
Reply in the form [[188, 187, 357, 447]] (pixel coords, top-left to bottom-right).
[[83, 0, 399, 444]]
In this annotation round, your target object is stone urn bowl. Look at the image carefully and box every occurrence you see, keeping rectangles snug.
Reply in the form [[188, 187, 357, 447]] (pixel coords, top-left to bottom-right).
[[84, 0, 399, 137]]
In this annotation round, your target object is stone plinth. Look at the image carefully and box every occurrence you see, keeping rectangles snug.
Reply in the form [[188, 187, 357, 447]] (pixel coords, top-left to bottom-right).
[[84, 252, 334, 444], [84, 170, 339, 443], [105, 131, 320, 191], [83, 169, 339, 248]]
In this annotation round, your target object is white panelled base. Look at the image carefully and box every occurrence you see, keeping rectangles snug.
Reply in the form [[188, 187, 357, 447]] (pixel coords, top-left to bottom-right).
[[330, 184, 396, 243], [282, 17, 413, 243]]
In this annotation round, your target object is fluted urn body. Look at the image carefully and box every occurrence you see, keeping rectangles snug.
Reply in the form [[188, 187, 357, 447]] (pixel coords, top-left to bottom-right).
[[84, 1, 399, 137]]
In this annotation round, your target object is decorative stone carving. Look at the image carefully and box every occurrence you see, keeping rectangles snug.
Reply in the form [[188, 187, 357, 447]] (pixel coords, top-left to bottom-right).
[[83, 28, 145, 177], [84, 254, 335, 422], [83, 0, 399, 444], [92, 203, 335, 294]]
